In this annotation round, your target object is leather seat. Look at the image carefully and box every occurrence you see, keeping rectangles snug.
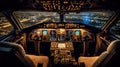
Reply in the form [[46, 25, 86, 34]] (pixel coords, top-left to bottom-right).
[[26, 55, 49, 67], [0, 41, 49, 67], [78, 40, 120, 67]]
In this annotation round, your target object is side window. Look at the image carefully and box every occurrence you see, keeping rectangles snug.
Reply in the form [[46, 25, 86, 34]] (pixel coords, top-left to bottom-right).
[[0, 13, 13, 37], [110, 20, 120, 38]]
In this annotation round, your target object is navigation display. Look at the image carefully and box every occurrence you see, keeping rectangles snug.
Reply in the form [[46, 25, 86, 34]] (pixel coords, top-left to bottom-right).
[[50, 30, 56, 41], [66, 30, 73, 41], [42, 30, 48, 35]]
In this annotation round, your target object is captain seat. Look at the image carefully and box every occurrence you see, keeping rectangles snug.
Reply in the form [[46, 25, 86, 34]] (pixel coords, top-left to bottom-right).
[[0, 41, 49, 67], [78, 40, 120, 67]]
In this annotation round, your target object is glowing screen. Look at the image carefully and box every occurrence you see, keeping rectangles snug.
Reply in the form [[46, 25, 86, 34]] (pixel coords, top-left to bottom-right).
[[75, 30, 80, 35], [50, 30, 56, 41], [50, 30, 56, 35], [42, 30, 48, 35], [58, 43, 66, 49]]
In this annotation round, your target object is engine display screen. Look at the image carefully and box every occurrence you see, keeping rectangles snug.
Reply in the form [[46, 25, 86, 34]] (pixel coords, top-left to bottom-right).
[[58, 43, 66, 49]]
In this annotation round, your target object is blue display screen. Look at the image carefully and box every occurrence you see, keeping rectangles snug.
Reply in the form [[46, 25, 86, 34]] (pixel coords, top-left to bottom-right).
[[75, 30, 80, 35], [42, 30, 48, 35]]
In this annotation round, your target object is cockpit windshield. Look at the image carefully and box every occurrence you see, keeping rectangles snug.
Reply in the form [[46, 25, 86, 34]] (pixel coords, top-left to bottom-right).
[[14, 11, 114, 29], [14, 11, 60, 28], [64, 11, 114, 28]]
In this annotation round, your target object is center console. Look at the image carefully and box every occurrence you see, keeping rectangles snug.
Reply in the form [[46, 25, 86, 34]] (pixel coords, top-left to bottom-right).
[[50, 42, 78, 66]]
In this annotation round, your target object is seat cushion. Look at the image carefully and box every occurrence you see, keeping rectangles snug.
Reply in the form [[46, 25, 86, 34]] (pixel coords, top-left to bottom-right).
[[78, 56, 99, 67], [26, 54, 49, 67]]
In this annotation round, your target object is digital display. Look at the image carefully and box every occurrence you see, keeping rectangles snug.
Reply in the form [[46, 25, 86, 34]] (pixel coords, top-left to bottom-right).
[[58, 43, 66, 49], [50, 30, 56, 35], [42, 30, 48, 35], [66, 30, 73, 41], [75, 30, 80, 35], [50, 30, 56, 41]]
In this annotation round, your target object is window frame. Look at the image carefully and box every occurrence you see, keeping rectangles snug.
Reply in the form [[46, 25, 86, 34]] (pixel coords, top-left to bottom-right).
[[109, 19, 120, 39], [0, 12, 14, 40]]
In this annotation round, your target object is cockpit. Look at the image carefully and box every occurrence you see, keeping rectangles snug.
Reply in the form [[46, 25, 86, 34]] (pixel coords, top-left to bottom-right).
[[0, 0, 120, 67]]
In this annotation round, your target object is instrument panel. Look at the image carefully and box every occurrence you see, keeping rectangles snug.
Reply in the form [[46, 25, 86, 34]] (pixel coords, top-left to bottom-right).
[[29, 28, 94, 42], [27, 23, 96, 57]]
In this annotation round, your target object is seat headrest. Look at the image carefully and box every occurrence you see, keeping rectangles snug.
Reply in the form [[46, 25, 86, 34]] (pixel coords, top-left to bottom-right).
[[0, 41, 26, 57], [107, 40, 120, 53]]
